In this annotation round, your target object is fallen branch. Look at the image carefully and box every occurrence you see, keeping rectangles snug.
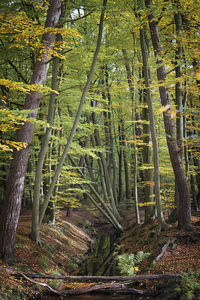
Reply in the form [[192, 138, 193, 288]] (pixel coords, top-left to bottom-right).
[[18, 273, 65, 296], [154, 238, 176, 262], [14, 273, 181, 282]]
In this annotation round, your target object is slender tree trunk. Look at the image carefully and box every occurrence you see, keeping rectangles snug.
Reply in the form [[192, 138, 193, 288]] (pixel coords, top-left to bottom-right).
[[140, 27, 168, 231], [101, 77, 112, 177], [39, 0, 107, 225], [173, 10, 183, 221], [31, 57, 59, 243], [190, 174, 199, 211], [91, 104, 120, 218], [118, 123, 123, 203], [68, 156, 123, 232], [194, 158, 200, 210], [134, 146, 140, 224], [142, 29, 155, 223], [122, 48, 140, 222], [121, 121, 131, 204], [145, 0, 191, 230], [0, 0, 62, 260], [143, 103, 154, 223], [183, 80, 189, 176], [104, 68, 118, 203]]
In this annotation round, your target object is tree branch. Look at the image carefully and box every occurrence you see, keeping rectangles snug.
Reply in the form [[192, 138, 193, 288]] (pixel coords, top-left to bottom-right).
[[7, 60, 28, 84], [58, 11, 95, 26]]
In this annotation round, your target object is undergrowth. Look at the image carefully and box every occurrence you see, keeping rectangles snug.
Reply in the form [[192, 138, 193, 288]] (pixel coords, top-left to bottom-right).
[[117, 251, 150, 276]]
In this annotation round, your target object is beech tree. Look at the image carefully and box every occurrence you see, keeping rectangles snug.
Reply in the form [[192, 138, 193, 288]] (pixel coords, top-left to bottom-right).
[[140, 26, 168, 230], [144, 0, 191, 230], [0, 0, 62, 260]]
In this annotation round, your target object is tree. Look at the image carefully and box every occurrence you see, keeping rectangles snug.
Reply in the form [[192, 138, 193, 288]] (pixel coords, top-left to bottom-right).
[[140, 26, 168, 231], [0, 0, 62, 260], [144, 0, 191, 230]]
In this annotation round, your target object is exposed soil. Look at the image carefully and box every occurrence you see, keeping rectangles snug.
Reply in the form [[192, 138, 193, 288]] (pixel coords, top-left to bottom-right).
[[0, 206, 200, 299]]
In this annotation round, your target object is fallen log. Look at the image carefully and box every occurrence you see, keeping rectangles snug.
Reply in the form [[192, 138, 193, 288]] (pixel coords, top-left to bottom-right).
[[14, 272, 181, 281], [17, 275, 152, 297]]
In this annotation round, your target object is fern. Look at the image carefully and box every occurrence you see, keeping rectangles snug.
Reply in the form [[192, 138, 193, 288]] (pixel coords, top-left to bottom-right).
[[117, 251, 150, 276]]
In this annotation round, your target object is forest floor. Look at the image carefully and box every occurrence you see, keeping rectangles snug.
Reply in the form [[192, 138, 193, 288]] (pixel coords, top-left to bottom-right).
[[0, 205, 200, 299]]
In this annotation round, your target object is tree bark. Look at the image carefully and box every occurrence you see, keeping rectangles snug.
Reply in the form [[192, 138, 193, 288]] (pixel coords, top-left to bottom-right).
[[174, 9, 184, 221], [145, 0, 191, 230], [0, 0, 62, 260]]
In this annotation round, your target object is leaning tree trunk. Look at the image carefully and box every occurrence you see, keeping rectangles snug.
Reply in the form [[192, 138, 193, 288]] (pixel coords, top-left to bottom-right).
[[39, 0, 107, 226], [145, 0, 191, 230], [0, 0, 62, 261], [68, 156, 123, 232]]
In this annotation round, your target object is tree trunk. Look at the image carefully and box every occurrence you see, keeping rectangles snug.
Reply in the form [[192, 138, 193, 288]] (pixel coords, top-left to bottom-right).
[[143, 104, 154, 223], [118, 123, 123, 203], [140, 27, 168, 231], [121, 120, 131, 204], [173, 10, 184, 222], [105, 68, 118, 203], [31, 57, 59, 243], [0, 0, 62, 260], [145, 0, 191, 230], [122, 48, 140, 222], [91, 104, 120, 218]]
